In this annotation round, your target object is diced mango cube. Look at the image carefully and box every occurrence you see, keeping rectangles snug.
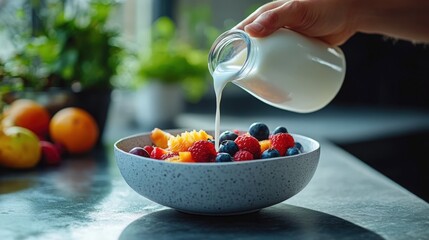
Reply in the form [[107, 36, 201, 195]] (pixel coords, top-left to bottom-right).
[[179, 151, 194, 162], [164, 151, 194, 163], [259, 139, 271, 153], [150, 128, 172, 148]]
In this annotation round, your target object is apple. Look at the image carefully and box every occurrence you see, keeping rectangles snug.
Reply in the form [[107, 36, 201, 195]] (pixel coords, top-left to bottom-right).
[[40, 141, 62, 166], [0, 126, 41, 169]]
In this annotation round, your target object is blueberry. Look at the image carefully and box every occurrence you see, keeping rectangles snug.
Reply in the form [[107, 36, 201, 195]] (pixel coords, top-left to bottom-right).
[[219, 140, 239, 156], [129, 147, 150, 158], [219, 131, 238, 144], [294, 142, 304, 152], [261, 149, 280, 159], [273, 126, 288, 135], [216, 153, 233, 162], [249, 122, 270, 141], [286, 147, 301, 156]]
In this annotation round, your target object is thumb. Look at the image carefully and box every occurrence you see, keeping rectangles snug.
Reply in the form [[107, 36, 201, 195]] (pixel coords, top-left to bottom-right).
[[245, 1, 312, 37]]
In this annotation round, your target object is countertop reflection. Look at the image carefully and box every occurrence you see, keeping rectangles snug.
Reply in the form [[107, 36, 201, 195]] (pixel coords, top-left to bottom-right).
[[120, 205, 384, 240]]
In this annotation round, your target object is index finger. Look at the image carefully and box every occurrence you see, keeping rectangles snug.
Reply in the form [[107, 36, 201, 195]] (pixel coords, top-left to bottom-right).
[[234, 1, 287, 30]]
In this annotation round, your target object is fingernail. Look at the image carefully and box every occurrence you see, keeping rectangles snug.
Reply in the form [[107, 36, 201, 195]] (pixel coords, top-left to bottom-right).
[[246, 23, 264, 33]]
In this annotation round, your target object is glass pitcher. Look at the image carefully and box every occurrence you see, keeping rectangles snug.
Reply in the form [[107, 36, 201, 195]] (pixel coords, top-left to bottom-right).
[[208, 28, 346, 113]]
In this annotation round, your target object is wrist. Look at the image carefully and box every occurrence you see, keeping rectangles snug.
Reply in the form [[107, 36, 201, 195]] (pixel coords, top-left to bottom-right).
[[352, 0, 384, 34]]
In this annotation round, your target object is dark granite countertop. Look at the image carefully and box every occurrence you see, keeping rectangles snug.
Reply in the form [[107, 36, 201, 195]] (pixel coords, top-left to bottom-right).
[[1, 105, 429, 239]]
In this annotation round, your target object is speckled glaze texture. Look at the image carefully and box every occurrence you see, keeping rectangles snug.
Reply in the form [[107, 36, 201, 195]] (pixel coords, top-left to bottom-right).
[[114, 130, 320, 215]]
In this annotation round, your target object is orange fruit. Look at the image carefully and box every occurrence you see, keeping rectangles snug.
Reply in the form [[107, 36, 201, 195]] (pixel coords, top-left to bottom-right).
[[49, 107, 99, 154], [2, 99, 51, 137]]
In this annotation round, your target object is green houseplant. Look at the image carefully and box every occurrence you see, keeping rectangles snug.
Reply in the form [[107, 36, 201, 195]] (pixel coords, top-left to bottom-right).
[[133, 17, 209, 102], [0, 0, 123, 138], [1, 0, 122, 91], [126, 16, 213, 129]]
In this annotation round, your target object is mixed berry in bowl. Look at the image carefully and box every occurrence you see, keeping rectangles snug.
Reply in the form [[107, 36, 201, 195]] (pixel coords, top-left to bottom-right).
[[128, 122, 305, 163]]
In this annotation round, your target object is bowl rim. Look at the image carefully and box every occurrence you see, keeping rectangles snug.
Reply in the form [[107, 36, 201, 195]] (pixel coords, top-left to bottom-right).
[[114, 130, 320, 166]]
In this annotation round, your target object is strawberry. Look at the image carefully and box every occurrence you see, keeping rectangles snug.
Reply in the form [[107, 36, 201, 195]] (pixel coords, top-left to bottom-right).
[[233, 150, 254, 161], [234, 134, 261, 158], [270, 133, 295, 156], [143, 145, 154, 155], [150, 147, 169, 160], [188, 140, 217, 162]]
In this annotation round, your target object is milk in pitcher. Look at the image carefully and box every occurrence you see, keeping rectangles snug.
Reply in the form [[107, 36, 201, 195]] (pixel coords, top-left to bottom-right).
[[209, 28, 346, 147]]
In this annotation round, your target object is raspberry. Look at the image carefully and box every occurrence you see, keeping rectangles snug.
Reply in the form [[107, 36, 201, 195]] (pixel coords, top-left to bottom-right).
[[233, 150, 254, 161], [234, 135, 261, 158], [188, 140, 217, 162], [270, 133, 295, 156]]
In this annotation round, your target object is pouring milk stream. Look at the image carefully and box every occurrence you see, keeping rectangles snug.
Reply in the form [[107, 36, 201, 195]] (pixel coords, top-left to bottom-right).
[[208, 29, 346, 150]]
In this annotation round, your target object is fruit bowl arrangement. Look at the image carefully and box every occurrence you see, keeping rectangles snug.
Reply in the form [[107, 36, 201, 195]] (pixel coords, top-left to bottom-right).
[[0, 99, 99, 169], [114, 123, 320, 215]]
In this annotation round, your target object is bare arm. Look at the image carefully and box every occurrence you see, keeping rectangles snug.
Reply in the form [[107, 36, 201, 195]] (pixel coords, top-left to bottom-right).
[[357, 0, 429, 44], [235, 0, 429, 45]]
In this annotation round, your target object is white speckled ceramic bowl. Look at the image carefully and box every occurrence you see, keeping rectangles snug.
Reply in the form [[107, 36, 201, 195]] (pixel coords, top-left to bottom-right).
[[114, 130, 320, 216]]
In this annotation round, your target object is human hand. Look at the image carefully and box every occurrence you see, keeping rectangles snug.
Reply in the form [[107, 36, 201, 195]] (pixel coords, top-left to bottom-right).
[[235, 0, 358, 46], [235, 0, 429, 45]]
